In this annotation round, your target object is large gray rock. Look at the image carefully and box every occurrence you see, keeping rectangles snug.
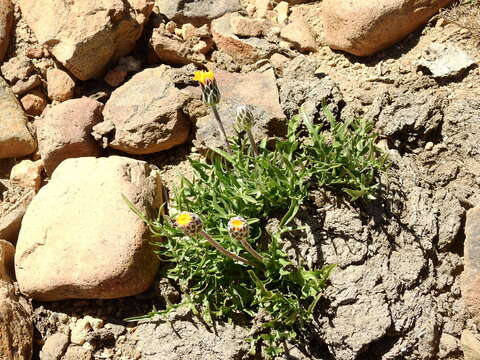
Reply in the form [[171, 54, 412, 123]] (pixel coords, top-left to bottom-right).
[[15, 156, 162, 301], [36, 97, 103, 175], [156, 0, 242, 26], [0, 76, 36, 158], [18, 0, 154, 80], [94, 66, 191, 155], [0, 0, 13, 62]]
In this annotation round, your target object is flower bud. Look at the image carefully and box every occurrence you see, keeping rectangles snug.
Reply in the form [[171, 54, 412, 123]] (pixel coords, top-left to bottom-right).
[[194, 70, 220, 106], [228, 216, 250, 240], [235, 105, 254, 132], [175, 212, 203, 235]]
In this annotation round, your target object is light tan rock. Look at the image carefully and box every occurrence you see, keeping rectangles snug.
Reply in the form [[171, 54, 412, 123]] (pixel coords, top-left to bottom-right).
[[0, 0, 13, 62], [0, 240, 33, 360], [95, 66, 191, 155], [20, 89, 47, 116], [18, 0, 154, 80], [462, 330, 480, 360], [36, 97, 103, 175], [0, 55, 35, 83], [280, 17, 316, 51], [46, 68, 75, 102], [255, 0, 272, 18], [15, 156, 162, 301], [274, 1, 288, 24], [12, 74, 42, 96], [321, 0, 455, 56], [230, 14, 265, 37], [0, 76, 37, 158], [39, 332, 69, 360], [10, 159, 43, 192], [181, 23, 197, 40], [0, 190, 35, 244]]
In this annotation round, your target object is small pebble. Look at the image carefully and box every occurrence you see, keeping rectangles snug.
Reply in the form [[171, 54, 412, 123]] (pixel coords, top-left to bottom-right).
[[425, 142, 434, 151]]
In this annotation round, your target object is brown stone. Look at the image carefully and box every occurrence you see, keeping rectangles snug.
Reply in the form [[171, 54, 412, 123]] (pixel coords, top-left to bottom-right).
[[194, 68, 285, 151], [10, 159, 43, 192], [46, 68, 75, 102], [0, 0, 13, 62], [462, 206, 480, 324], [96, 66, 191, 155], [321, 0, 456, 56], [20, 89, 47, 116], [36, 97, 103, 175], [12, 74, 42, 96], [0, 240, 33, 360], [15, 156, 162, 301], [25, 46, 44, 59], [104, 67, 127, 87], [0, 76, 37, 158], [230, 15, 265, 37], [19, 0, 154, 80], [280, 17, 316, 51], [211, 13, 275, 64]]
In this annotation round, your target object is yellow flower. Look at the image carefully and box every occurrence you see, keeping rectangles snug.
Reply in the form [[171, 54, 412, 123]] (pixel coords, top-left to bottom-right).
[[229, 218, 245, 229], [175, 212, 203, 235], [228, 216, 249, 240], [176, 212, 193, 226], [193, 70, 215, 85]]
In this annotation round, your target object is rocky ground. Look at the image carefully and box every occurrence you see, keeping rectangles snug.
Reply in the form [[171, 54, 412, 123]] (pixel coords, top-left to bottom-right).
[[0, 0, 480, 359]]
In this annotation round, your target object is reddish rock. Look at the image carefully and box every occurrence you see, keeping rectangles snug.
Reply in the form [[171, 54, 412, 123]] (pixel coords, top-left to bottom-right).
[[94, 66, 191, 155], [15, 156, 162, 301], [46, 68, 75, 102], [25, 46, 44, 59], [0, 0, 13, 62], [20, 89, 47, 116], [462, 206, 480, 324], [104, 67, 127, 87], [322, 0, 455, 56], [36, 97, 103, 175], [211, 13, 275, 64]]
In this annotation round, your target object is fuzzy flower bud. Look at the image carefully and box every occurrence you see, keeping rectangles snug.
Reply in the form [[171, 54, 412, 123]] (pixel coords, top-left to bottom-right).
[[235, 105, 254, 132], [228, 216, 250, 240], [175, 212, 203, 235]]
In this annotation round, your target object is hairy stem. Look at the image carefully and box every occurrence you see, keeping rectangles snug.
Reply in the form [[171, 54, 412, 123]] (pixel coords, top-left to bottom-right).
[[199, 231, 257, 267], [246, 129, 259, 156], [211, 105, 233, 154], [239, 238, 264, 262]]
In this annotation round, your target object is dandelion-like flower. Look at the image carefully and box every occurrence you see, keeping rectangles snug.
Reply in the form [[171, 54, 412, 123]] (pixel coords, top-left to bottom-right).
[[175, 212, 203, 235], [228, 216, 264, 262], [193, 70, 220, 106], [235, 106, 254, 132], [228, 216, 250, 240]]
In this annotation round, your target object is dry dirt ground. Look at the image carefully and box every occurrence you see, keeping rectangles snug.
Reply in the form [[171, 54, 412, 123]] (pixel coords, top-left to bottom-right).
[[2, 1, 480, 360]]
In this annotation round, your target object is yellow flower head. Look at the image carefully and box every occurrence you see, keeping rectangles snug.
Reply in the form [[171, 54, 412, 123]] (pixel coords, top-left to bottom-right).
[[176, 212, 193, 226], [175, 212, 203, 235], [228, 216, 249, 240], [193, 70, 215, 85]]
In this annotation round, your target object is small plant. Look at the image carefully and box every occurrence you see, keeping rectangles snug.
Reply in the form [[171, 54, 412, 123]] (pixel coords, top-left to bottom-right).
[[125, 71, 387, 357]]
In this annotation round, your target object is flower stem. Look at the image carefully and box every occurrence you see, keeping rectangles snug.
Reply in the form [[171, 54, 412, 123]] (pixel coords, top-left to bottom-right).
[[199, 230, 257, 267], [211, 105, 233, 154], [239, 238, 264, 262], [246, 129, 259, 156]]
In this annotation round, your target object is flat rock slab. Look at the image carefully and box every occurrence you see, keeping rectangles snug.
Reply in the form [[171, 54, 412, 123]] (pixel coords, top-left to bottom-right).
[[156, 0, 242, 26], [95, 66, 191, 155], [417, 43, 476, 78], [194, 68, 285, 151], [0, 0, 13, 62], [18, 0, 154, 80], [462, 206, 480, 323], [0, 76, 36, 158], [322, 0, 455, 56], [15, 156, 162, 301]]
